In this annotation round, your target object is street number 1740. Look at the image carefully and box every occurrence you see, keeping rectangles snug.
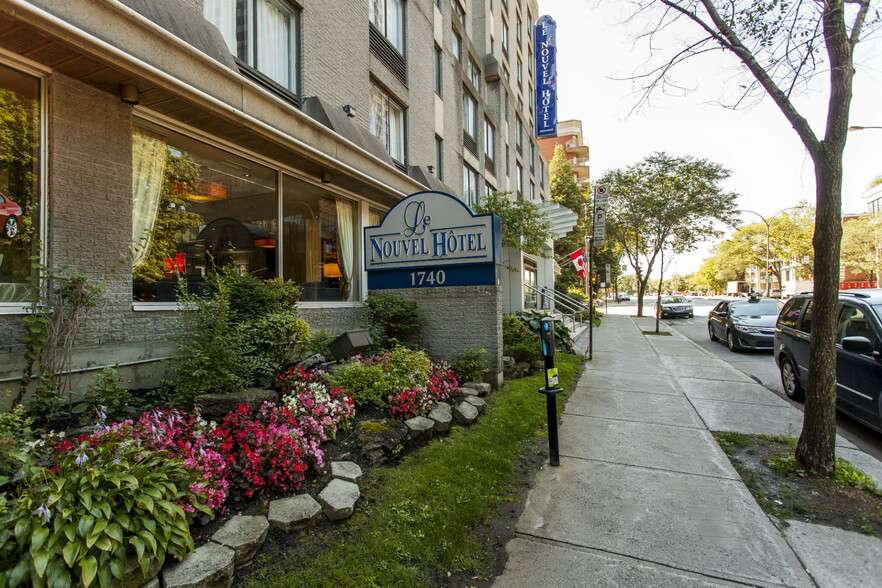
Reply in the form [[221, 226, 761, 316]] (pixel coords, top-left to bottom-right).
[[409, 270, 446, 286]]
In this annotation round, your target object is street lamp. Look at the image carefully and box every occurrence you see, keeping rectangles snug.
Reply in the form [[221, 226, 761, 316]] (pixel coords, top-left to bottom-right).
[[739, 206, 806, 297]]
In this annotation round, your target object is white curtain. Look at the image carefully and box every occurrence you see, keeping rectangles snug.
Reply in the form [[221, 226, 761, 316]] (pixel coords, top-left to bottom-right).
[[131, 128, 167, 270], [335, 198, 356, 301], [257, 0, 290, 89], [203, 0, 237, 56], [369, 209, 382, 227], [388, 0, 404, 52]]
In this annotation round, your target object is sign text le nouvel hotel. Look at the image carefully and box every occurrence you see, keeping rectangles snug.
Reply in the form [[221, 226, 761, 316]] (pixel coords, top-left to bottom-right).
[[364, 191, 500, 290]]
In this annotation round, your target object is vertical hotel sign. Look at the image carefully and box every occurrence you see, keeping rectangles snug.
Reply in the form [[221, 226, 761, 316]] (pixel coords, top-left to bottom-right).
[[535, 15, 557, 137]]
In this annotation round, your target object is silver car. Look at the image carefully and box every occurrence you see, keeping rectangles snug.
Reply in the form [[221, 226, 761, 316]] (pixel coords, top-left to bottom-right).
[[655, 295, 694, 319]]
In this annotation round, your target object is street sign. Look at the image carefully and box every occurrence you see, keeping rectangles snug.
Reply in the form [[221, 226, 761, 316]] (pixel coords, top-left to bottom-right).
[[605, 264, 610, 283], [600, 282, 606, 288], [593, 185, 608, 246], [621, 264, 627, 272]]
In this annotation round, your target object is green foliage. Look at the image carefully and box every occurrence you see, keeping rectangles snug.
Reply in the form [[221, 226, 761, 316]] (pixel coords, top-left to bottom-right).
[[474, 192, 553, 259], [0, 440, 199, 587], [450, 348, 488, 383], [330, 362, 395, 407], [514, 310, 575, 354], [387, 346, 432, 389], [0, 405, 36, 488], [72, 366, 136, 426], [835, 458, 881, 496], [172, 268, 309, 407], [306, 330, 334, 359], [841, 214, 878, 282], [502, 314, 541, 363], [364, 292, 427, 348]]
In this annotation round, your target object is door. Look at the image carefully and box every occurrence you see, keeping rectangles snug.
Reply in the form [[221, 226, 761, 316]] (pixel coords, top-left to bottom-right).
[[835, 304, 882, 428], [709, 301, 728, 338]]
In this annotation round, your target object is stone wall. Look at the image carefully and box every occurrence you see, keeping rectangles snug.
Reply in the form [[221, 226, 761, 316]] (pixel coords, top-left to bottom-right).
[[375, 285, 503, 388]]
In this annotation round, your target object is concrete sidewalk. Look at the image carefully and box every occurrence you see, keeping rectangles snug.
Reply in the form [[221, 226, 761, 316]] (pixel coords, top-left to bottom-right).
[[494, 315, 882, 588]]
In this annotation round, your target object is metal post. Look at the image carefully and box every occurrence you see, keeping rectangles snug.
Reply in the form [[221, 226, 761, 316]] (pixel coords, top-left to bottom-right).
[[538, 318, 562, 466], [588, 237, 594, 360]]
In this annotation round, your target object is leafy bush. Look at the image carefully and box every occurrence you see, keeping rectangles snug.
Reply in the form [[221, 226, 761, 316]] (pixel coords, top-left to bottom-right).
[[365, 292, 427, 348], [306, 330, 335, 359], [329, 361, 396, 408], [214, 403, 319, 499], [450, 347, 488, 383], [387, 362, 459, 421], [515, 310, 575, 354], [387, 346, 432, 389], [0, 405, 36, 487], [427, 361, 459, 401], [0, 435, 201, 587], [280, 367, 355, 441], [503, 314, 541, 363], [72, 365, 136, 425]]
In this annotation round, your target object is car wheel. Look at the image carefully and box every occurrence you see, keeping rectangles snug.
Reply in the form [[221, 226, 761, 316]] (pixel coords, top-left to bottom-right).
[[708, 323, 718, 342], [780, 357, 804, 401], [688, 313, 694, 319], [3, 217, 18, 239], [726, 329, 740, 352]]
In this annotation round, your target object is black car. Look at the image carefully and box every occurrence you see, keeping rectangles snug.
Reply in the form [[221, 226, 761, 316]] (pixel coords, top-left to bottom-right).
[[708, 297, 784, 351], [774, 290, 882, 433]]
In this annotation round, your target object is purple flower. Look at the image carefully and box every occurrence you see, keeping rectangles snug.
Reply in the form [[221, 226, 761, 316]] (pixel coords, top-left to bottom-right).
[[74, 453, 89, 466], [32, 504, 51, 524]]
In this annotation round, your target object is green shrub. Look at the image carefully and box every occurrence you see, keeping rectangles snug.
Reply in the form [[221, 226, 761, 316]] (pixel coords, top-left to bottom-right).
[[502, 314, 541, 362], [306, 330, 335, 359], [0, 439, 200, 587], [330, 362, 396, 407], [365, 292, 427, 348], [72, 365, 136, 425], [450, 348, 488, 383], [0, 405, 36, 487], [387, 346, 432, 389], [515, 310, 575, 354]]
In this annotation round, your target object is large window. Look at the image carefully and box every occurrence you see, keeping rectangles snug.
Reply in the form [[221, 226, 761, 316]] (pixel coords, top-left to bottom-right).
[[501, 18, 509, 59], [131, 122, 358, 303], [466, 58, 481, 91], [484, 119, 496, 162], [369, 0, 405, 53], [370, 83, 406, 164], [516, 163, 523, 197], [204, 0, 300, 95], [0, 63, 41, 306], [434, 45, 443, 96], [435, 136, 444, 180], [463, 164, 478, 207], [452, 29, 462, 62], [462, 90, 478, 139]]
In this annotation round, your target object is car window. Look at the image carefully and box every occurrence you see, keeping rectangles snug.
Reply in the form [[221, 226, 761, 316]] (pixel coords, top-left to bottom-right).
[[874, 305, 882, 324], [714, 302, 727, 313], [730, 300, 784, 316], [837, 305, 879, 349], [660, 296, 685, 304], [777, 298, 805, 328], [801, 301, 813, 333]]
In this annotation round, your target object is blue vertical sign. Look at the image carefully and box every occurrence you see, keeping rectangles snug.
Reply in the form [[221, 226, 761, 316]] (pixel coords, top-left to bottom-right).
[[535, 15, 557, 137]]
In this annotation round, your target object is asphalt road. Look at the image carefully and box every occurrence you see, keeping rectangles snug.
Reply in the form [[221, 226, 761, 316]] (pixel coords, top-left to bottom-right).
[[601, 295, 882, 461]]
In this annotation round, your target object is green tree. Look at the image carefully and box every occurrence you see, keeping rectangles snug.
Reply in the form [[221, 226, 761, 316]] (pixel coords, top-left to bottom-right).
[[841, 215, 878, 282], [474, 191, 553, 258], [601, 152, 739, 316], [626, 0, 876, 476], [549, 145, 591, 291]]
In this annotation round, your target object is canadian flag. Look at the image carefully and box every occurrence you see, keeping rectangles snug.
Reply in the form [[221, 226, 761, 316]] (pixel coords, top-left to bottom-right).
[[569, 248, 586, 278]]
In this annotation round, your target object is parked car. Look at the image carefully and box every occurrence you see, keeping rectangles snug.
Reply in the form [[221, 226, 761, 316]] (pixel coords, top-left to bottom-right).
[[0, 193, 22, 239], [774, 290, 882, 432], [616, 293, 631, 302], [708, 296, 784, 351], [655, 295, 693, 319]]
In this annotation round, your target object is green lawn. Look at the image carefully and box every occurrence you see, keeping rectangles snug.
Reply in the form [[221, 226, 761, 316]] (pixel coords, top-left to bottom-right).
[[243, 353, 583, 588]]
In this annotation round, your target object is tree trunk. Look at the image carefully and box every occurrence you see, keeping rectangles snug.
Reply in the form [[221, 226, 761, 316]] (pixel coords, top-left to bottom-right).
[[656, 247, 664, 333]]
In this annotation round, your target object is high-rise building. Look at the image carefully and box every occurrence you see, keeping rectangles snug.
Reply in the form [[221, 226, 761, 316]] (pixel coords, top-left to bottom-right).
[[538, 119, 590, 188]]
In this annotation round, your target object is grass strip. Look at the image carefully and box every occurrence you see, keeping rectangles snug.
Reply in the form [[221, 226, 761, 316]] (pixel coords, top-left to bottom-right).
[[243, 353, 582, 588]]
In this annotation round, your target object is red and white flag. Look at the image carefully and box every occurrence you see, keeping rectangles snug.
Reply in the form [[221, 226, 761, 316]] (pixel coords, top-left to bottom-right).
[[569, 248, 586, 278]]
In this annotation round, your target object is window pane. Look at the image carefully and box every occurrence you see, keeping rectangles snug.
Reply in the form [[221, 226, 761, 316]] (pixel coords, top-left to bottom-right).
[[132, 122, 278, 303], [434, 46, 442, 95], [0, 64, 40, 303], [282, 174, 358, 301], [388, 0, 404, 52], [203, 0, 238, 55], [435, 137, 443, 180], [370, 0, 385, 32], [370, 83, 405, 164], [370, 85, 389, 151], [389, 101, 405, 162], [256, 0, 294, 91]]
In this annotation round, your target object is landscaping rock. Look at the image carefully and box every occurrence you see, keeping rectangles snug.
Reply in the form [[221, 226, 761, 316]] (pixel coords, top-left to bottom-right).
[[463, 381, 491, 395], [162, 542, 235, 588], [197, 388, 279, 420], [296, 353, 327, 372], [355, 419, 409, 466], [330, 461, 363, 482], [318, 479, 360, 520], [142, 579, 159, 588], [464, 395, 486, 414], [454, 402, 479, 425], [428, 402, 453, 434], [504, 359, 532, 381], [267, 495, 322, 531], [110, 554, 162, 588], [503, 355, 515, 368], [404, 416, 434, 443], [460, 387, 480, 397], [210, 515, 269, 566]]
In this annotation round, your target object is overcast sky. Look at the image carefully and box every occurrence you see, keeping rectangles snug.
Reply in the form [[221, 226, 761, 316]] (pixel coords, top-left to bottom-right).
[[549, 0, 882, 277]]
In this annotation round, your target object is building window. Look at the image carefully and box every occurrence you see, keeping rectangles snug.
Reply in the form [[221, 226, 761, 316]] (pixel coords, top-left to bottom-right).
[[452, 1, 465, 26], [466, 58, 481, 91], [517, 56, 523, 87], [530, 182, 535, 200], [452, 29, 462, 62], [516, 117, 524, 152], [530, 141, 535, 172], [501, 18, 509, 59], [485, 183, 494, 199], [370, 83, 406, 164], [462, 90, 478, 139], [0, 63, 41, 306], [369, 0, 405, 53], [434, 45, 443, 96], [516, 12, 522, 45], [506, 147, 510, 175], [484, 119, 496, 161], [516, 162, 523, 197], [463, 164, 478, 207], [435, 136, 443, 181], [204, 0, 300, 95]]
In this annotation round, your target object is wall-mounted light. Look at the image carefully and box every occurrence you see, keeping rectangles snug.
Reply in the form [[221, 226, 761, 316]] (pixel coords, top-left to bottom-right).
[[427, 165, 435, 174], [342, 104, 356, 117], [321, 171, 332, 183], [119, 84, 140, 105]]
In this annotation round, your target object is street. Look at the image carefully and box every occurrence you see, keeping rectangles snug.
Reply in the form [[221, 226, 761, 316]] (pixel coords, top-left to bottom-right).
[[599, 295, 882, 461]]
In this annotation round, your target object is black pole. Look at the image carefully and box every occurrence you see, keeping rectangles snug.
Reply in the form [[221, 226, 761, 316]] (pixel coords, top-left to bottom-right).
[[588, 238, 594, 360], [538, 318, 562, 466]]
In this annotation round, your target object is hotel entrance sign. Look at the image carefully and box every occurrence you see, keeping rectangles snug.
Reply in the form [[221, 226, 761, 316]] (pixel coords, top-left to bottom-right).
[[364, 191, 501, 290]]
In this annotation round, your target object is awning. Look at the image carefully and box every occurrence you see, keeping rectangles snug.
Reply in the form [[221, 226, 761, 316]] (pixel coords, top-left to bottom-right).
[[539, 200, 579, 239]]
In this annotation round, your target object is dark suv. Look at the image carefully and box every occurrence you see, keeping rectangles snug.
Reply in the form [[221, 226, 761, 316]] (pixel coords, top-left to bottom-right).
[[774, 290, 882, 433]]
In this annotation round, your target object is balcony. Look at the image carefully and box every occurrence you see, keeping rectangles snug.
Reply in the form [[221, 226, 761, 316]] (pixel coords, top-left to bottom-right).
[[566, 142, 589, 159], [570, 156, 590, 181]]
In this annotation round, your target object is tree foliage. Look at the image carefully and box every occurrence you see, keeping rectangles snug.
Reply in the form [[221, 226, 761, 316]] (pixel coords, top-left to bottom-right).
[[841, 214, 878, 281], [549, 145, 592, 290], [474, 191, 553, 258], [601, 152, 739, 316]]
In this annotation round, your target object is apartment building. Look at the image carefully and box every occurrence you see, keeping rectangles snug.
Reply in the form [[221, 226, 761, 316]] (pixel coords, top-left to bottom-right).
[[0, 0, 563, 388], [538, 118, 590, 188]]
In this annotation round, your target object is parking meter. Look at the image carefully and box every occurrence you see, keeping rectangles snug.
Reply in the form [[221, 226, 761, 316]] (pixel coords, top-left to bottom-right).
[[538, 318, 562, 466]]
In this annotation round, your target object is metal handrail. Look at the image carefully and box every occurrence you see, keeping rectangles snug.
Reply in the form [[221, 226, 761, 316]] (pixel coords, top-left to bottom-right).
[[539, 286, 590, 313], [523, 284, 585, 329]]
